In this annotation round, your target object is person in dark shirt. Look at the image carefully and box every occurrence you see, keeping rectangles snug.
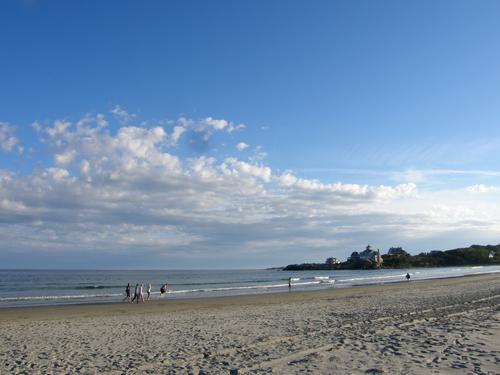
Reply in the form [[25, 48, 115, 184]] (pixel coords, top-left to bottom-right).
[[131, 283, 139, 303], [160, 282, 169, 296], [123, 283, 132, 303]]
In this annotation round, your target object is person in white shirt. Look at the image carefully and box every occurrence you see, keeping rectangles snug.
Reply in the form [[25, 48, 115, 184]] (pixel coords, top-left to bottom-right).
[[139, 283, 145, 303], [147, 283, 152, 301]]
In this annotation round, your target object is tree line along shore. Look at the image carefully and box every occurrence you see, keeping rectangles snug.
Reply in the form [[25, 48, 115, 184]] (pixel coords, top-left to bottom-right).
[[282, 244, 500, 271]]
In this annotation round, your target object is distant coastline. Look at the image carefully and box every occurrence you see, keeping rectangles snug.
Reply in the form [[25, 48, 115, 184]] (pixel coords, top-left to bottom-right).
[[281, 244, 500, 271]]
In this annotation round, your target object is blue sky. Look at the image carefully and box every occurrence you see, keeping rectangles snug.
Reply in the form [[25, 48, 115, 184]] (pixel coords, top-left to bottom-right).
[[1, 1, 500, 268]]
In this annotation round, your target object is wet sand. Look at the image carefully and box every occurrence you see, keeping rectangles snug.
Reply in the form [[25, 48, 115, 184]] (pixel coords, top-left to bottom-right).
[[0, 274, 499, 374]]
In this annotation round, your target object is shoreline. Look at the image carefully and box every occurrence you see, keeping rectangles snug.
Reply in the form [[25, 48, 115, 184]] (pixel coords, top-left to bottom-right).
[[1, 272, 498, 374], [0, 272, 497, 322], [1, 265, 498, 310]]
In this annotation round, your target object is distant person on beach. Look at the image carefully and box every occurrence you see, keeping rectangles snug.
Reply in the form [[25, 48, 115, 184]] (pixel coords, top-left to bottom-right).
[[132, 283, 139, 303], [406, 273, 411, 281], [147, 283, 152, 301], [160, 282, 169, 296], [288, 277, 292, 290], [123, 283, 132, 303], [139, 283, 145, 303]]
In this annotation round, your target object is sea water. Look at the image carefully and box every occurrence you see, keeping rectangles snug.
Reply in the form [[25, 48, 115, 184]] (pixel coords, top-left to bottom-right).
[[0, 266, 499, 308]]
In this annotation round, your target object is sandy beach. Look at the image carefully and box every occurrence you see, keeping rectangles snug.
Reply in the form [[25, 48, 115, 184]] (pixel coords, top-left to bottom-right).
[[0, 274, 499, 374]]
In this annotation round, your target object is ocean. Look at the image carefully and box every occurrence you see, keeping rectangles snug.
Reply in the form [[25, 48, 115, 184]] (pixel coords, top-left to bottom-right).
[[1, 265, 499, 308]]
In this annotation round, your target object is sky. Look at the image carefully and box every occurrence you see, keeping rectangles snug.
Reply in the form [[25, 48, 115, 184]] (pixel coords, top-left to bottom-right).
[[1, 0, 500, 269]]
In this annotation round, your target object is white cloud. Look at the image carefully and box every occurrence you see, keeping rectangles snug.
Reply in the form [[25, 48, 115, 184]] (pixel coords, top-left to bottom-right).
[[249, 145, 267, 162], [44, 167, 71, 181], [203, 117, 228, 130], [171, 126, 186, 145], [95, 113, 108, 128], [0, 123, 19, 152], [110, 105, 135, 122], [466, 184, 500, 193], [114, 126, 166, 158], [46, 120, 71, 138], [278, 171, 298, 187], [188, 117, 245, 141], [236, 142, 248, 151], [223, 157, 272, 183], [80, 159, 91, 177], [32, 121, 42, 133], [54, 150, 76, 165], [201, 117, 245, 133], [278, 171, 417, 200]]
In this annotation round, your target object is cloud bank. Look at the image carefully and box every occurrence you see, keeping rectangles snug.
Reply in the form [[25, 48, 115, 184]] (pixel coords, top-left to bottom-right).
[[1, 110, 500, 268]]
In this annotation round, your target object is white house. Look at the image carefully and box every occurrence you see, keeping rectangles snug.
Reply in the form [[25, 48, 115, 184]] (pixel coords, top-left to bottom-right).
[[359, 245, 383, 264]]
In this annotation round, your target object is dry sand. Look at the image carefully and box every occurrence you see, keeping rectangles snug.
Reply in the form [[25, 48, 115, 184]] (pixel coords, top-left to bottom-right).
[[0, 274, 499, 374]]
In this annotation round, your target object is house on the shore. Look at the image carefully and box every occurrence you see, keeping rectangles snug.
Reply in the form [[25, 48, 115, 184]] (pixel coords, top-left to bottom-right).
[[348, 245, 383, 265], [360, 245, 381, 263], [325, 257, 341, 265], [348, 251, 360, 262], [387, 247, 409, 256]]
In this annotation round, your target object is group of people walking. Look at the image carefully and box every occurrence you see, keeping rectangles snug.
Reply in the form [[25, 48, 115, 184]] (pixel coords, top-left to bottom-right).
[[123, 282, 169, 303]]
